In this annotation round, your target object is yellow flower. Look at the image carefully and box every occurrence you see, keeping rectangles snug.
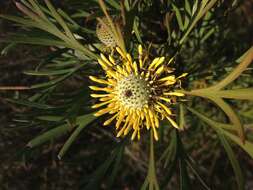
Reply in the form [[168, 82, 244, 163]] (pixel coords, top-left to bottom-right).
[[89, 45, 187, 141]]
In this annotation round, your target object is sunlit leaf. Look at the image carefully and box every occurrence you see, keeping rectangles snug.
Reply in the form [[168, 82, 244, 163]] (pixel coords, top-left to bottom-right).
[[187, 106, 253, 158]]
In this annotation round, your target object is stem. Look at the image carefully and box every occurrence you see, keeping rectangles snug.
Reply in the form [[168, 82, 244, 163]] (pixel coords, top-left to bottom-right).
[[148, 130, 160, 190]]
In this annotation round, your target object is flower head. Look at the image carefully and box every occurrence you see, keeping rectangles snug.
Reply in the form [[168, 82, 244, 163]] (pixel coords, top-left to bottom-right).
[[89, 45, 187, 141], [96, 17, 117, 47]]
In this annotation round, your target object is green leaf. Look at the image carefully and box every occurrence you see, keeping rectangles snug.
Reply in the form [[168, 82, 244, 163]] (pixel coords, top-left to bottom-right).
[[58, 9, 79, 27], [160, 130, 178, 189], [179, 158, 191, 190], [0, 14, 39, 28], [172, 4, 184, 31], [27, 124, 70, 148], [58, 113, 96, 159], [185, 159, 210, 190], [184, 0, 191, 15], [71, 10, 90, 18], [107, 143, 125, 188], [183, 15, 190, 30], [180, 0, 219, 44], [24, 68, 76, 76], [3, 1, 98, 60], [192, 0, 199, 16], [1, 42, 17, 55], [216, 130, 244, 190], [210, 97, 244, 142], [159, 130, 177, 168], [186, 106, 253, 159], [83, 143, 125, 190], [6, 98, 55, 109], [106, 0, 121, 10], [36, 115, 64, 122], [214, 88, 253, 101], [84, 154, 115, 190], [30, 68, 78, 89], [200, 27, 215, 43], [179, 104, 185, 130], [141, 131, 160, 190], [44, 0, 74, 40], [133, 16, 143, 44], [236, 47, 253, 63], [210, 47, 253, 90], [177, 133, 191, 190], [26, 0, 48, 20], [222, 130, 253, 160], [2, 35, 68, 47]]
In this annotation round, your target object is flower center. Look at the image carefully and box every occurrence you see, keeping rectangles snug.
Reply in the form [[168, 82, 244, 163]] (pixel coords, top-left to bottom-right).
[[116, 74, 151, 109]]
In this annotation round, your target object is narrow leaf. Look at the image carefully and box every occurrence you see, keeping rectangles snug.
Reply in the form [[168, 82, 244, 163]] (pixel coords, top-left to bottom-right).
[[217, 130, 244, 190], [187, 106, 253, 158], [58, 114, 96, 159], [27, 124, 70, 148]]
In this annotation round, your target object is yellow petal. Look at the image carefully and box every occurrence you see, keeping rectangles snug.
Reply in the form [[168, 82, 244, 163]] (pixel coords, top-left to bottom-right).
[[123, 123, 132, 136], [116, 122, 128, 137], [177, 73, 188, 79], [145, 114, 151, 130], [138, 45, 143, 68], [109, 55, 116, 65], [108, 79, 117, 85], [153, 127, 159, 141], [133, 61, 138, 75], [92, 100, 112, 108], [99, 96, 113, 101], [100, 53, 113, 66], [89, 86, 112, 92], [98, 58, 108, 69], [125, 62, 132, 73], [126, 53, 132, 63], [89, 76, 108, 85], [163, 80, 176, 86], [154, 57, 165, 69], [106, 69, 118, 79], [154, 114, 159, 128], [163, 92, 185, 96], [103, 114, 117, 126], [123, 115, 134, 136], [116, 110, 126, 129], [138, 44, 143, 56], [159, 75, 175, 82], [159, 96, 172, 103], [157, 102, 172, 115], [94, 108, 110, 116], [148, 57, 159, 69], [131, 129, 138, 140], [116, 65, 126, 76], [168, 57, 174, 64], [90, 93, 109, 98], [116, 47, 126, 59], [155, 65, 164, 75], [166, 116, 179, 129]]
